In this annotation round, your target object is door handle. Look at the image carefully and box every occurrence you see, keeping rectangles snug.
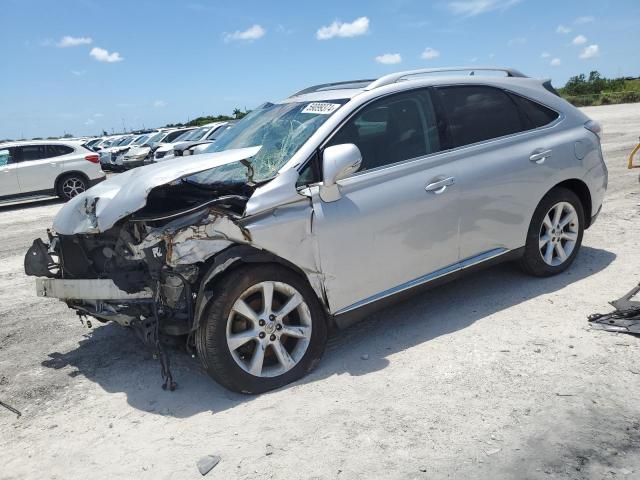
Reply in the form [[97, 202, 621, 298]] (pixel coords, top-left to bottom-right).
[[425, 176, 455, 194], [529, 149, 552, 164]]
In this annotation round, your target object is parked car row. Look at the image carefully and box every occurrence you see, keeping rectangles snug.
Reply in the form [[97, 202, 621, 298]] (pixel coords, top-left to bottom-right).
[[91, 122, 237, 172], [0, 120, 238, 203]]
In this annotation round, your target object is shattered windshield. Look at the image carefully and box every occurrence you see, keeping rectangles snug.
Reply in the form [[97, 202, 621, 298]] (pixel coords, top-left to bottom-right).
[[188, 100, 348, 185]]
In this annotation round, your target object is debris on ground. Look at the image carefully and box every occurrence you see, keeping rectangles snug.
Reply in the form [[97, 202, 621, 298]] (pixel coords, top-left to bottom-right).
[[0, 400, 21, 418], [265, 443, 274, 456], [588, 283, 640, 334], [197, 455, 221, 476]]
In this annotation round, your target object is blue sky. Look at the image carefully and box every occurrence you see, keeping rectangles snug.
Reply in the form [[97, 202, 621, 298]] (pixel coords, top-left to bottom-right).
[[1, 0, 638, 139]]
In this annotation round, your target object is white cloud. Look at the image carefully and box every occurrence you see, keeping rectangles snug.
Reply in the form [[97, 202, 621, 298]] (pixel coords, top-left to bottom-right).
[[579, 44, 600, 59], [550, 58, 561, 66], [57, 36, 92, 48], [421, 47, 440, 60], [375, 53, 402, 64], [574, 16, 594, 24], [224, 24, 266, 43], [446, 0, 521, 17], [541, 52, 551, 58], [90, 47, 123, 63], [153, 100, 167, 108], [572, 34, 587, 45], [556, 24, 571, 34], [71, 70, 86, 76], [316, 17, 370, 40], [507, 37, 526, 46]]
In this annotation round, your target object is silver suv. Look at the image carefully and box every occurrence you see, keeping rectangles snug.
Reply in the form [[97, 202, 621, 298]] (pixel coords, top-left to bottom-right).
[[25, 67, 607, 393]]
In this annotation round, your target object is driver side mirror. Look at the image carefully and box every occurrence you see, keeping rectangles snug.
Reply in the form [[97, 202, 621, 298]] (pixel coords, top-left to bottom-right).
[[320, 144, 362, 202]]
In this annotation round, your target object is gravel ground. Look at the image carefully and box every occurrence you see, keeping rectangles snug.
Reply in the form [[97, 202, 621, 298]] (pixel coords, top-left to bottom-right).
[[1, 103, 639, 480]]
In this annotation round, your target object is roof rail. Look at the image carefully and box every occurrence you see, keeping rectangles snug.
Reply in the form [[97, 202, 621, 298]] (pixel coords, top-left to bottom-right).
[[365, 67, 528, 90], [289, 79, 375, 98]]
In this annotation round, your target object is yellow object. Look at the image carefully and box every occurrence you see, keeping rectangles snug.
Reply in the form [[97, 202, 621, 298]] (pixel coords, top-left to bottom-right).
[[629, 139, 640, 169]]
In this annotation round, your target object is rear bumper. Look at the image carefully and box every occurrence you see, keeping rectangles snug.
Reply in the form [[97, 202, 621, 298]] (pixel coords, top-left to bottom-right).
[[36, 278, 152, 300], [122, 159, 145, 169]]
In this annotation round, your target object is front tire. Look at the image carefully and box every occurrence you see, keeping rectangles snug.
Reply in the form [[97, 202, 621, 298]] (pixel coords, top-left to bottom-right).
[[195, 265, 328, 394], [519, 187, 585, 277]]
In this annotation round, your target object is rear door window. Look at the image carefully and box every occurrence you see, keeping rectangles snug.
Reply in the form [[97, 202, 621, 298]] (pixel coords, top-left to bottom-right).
[[46, 145, 74, 157], [436, 85, 524, 148], [16, 145, 48, 162]]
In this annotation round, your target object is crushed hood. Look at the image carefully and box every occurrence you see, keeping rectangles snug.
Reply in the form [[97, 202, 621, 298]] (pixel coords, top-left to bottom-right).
[[53, 146, 261, 235]]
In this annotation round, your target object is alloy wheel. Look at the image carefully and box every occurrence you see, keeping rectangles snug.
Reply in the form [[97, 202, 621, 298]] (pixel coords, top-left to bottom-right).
[[225, 281, 312, 378], [538, 201, 579, 267], [61, 177, 86, 199]]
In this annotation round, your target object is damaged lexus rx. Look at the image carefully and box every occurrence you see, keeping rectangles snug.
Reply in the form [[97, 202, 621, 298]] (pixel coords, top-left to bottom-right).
[[25, 67, 607, 393]]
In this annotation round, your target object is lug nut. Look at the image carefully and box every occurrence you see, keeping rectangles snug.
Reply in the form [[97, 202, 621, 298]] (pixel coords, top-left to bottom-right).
[[259, 319, 266, 326], [269, 314, 276, 321], [276, 324, 282, 331], [259, 332, 265, 339], [270, 334, 276, 341]]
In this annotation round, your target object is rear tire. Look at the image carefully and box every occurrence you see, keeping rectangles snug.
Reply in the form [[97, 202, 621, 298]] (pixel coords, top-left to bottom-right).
[[519, 187, 585, 277], [195, 264, 328, 394], [57, 174, 88, 200]]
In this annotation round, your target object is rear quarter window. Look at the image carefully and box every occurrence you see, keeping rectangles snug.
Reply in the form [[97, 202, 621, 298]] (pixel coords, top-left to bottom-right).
[[509, 94, 560, 129]]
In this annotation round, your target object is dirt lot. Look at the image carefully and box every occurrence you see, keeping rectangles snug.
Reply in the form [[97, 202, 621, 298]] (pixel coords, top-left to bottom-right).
[[1, 103, 640, 480]]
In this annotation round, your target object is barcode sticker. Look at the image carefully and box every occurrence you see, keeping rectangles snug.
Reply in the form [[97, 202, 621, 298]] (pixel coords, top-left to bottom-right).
[[301, 103, 341, 114]]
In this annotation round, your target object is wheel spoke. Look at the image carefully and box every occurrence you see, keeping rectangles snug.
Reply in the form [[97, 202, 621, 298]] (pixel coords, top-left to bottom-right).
[[272, 341, 296, 370], [544, 242, 554, 264], [539, 234, 551, 249], [261, 282, 274, 316], [277, 292, 303, 318], [552, 204, 563, 227], [280, 325, 311, 340], [558, 212, 576, 229], [227, 330, 258, 351], [248, 342, 266, 376], [232, 299, 259, 324], [555, 243, 567, 262], [561, 231, 578, 242], [542, 215, 553, 231]]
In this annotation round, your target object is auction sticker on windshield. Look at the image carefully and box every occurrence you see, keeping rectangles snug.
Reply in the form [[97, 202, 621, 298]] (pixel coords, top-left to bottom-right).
[[301, 103, 341, 115]]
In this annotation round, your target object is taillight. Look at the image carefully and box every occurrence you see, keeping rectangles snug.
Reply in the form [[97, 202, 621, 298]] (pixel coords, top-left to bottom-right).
[[584, 120, 602, 138], [85, 154, 100, 163]]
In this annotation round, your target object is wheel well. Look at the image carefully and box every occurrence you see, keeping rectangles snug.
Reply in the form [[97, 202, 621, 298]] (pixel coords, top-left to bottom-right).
[[55, 171, 90, 192], [193, 245, 332, 329], [552, 179, 593, 228]]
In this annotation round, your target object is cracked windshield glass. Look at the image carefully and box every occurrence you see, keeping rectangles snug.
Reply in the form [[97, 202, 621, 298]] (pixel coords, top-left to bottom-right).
[[187, 99, 347, 185]]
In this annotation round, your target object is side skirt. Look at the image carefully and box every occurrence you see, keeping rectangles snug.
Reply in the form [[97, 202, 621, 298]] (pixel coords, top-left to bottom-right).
[[332, 247, 525, 330]]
